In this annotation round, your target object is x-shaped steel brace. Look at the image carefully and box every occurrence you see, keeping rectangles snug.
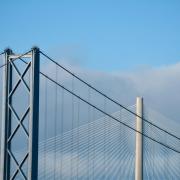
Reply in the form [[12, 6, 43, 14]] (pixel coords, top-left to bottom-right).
[[7, 106, 30, 143], [7, 149, 28, 180], [8, 61, 31, 99]]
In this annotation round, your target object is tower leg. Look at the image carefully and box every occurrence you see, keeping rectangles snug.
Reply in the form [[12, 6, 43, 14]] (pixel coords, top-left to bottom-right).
[[135, 97, 143, 180]]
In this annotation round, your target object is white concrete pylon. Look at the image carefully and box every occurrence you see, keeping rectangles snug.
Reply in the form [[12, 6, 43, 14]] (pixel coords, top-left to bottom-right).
[[135, 97, 143, 180]]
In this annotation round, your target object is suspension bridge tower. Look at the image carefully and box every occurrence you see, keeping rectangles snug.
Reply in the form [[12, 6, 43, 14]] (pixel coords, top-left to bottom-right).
[[0, 48, 40, 180]]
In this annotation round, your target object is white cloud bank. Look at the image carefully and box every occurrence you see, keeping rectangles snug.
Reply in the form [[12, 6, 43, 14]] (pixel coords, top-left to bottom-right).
[[1, 60, 180, 137], [58, 61, 180, 125]]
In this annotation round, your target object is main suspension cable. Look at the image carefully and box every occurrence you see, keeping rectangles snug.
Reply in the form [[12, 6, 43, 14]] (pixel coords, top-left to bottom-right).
[[39, 50, 180, 141], [39, 71, 180, 154]]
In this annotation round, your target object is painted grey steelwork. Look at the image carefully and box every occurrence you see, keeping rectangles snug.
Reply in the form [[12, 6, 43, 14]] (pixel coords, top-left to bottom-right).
[[28, 47, 40, 180], [0, 48, 40, 180], [0, 49, 13, 180], [135, 97, 143, 180]]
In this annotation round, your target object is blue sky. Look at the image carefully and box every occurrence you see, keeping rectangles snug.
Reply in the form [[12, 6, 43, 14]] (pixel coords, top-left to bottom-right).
[[0, 0, 180, 71], [0, 2, 180, 178]]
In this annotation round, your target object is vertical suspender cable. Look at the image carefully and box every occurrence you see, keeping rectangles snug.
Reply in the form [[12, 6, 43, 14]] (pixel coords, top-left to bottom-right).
[[70, 76, 74, 179], [77, 98, 80, 179], [87, 88, 91, 179], [151, 119, 155, 179], [103, 98, 107, 179], [44, 77, 48, 180], [92, 108, 95, 180], [165, 133, 169, 179], [118, 109, 122, 178], [60, 88, 64, 179], [54, 65, 58, 180]]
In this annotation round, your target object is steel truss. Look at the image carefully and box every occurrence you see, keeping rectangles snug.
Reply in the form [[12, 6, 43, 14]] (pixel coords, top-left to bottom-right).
[[0, 48, 40, 180]]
